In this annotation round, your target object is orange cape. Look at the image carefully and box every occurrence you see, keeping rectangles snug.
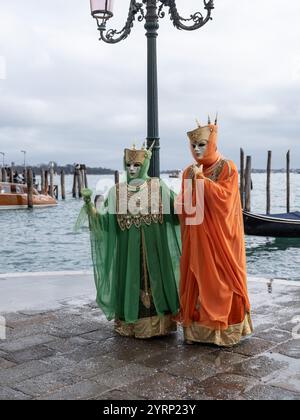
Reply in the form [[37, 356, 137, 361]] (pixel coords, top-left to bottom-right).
[[177, 125, 251, 332]]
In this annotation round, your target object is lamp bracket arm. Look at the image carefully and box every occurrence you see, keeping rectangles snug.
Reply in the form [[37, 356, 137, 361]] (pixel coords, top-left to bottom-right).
[[98, 0, 145, 44], [160, 0, 214, 31]]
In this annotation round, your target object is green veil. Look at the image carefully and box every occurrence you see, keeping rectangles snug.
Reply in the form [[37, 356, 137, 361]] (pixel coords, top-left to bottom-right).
[[76, 148, 181, 323]]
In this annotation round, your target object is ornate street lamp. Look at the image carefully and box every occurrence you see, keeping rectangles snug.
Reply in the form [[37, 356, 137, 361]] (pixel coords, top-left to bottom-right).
[[90, 0, 215, 177]]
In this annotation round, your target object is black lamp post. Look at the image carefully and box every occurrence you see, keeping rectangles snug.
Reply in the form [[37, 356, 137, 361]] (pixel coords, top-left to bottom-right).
[[90, 0, 215, 177]]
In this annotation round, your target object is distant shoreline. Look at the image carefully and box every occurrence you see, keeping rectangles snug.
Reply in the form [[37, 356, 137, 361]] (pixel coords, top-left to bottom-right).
[[162, 169, 300, 174], [3, 165, 115, 176], [3, 165, 300, 176]]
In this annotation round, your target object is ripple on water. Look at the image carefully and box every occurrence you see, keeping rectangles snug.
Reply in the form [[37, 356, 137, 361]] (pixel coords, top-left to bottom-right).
[[0, 174, 300, 280]]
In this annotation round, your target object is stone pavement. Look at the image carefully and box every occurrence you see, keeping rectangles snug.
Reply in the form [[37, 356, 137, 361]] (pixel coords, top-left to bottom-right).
[[0, 277, 299, 400]]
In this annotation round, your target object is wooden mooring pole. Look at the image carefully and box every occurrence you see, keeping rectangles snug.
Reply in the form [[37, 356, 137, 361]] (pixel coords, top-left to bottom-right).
[[244, 156, 252, 212], [44, 170, 49, 196], [81, 164, 88, 189], [287, 150, 291, 213], [72, 168, 77, 198], [27, 168, 33, 208], [115, 170, 120, 185], [23, 168, 27, 184], [61, 170, 66, 200], [266, 151, 272, 215], [9, 165, 14, 183], [84, 167, 88, 189], [49, 167, 54, 198], [41, 170, 45, 194], [240, 148, 245, 208], [76, 167, 82, 198], [1, 168, 7, 183], [72, 164, 89, 199]]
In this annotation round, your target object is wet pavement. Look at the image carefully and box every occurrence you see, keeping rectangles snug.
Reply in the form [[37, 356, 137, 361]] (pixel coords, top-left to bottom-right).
[[0, 277, 299, 400]]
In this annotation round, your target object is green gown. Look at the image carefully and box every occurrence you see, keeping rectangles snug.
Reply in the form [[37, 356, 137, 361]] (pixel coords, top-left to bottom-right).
[[77, 154, 181, 339]]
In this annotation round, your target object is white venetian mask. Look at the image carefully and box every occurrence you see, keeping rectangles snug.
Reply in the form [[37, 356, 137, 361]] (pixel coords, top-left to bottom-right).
[[191, 140, 208, 160], [126, 163, 142, 180]]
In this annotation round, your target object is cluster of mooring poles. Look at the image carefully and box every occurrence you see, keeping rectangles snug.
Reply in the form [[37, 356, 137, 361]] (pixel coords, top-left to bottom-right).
[[240, 149, 292, 214], [1, 162, 93, 208], [0, 167, 11, 183], [72, 164, 88, 199], [27, 168, 65, 208], [0, 164, 68, 208]]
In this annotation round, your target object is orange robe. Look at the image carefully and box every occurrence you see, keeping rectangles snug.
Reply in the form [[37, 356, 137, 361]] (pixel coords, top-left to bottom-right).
[[177, 125, 253, 347]]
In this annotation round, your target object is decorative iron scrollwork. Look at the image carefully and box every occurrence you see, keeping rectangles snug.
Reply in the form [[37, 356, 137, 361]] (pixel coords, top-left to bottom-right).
[[97, 1, 144, 44], [94, 0, 214, 44], [164, 0, 214, 31], [158, 2, 166, 19]]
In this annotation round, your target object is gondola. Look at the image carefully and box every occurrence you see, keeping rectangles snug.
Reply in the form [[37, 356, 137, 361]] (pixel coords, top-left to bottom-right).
[[243, 211, 300, 238]]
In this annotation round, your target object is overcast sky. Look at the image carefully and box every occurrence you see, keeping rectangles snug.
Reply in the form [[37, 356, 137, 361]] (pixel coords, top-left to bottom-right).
[[0, 0, 300, 170]]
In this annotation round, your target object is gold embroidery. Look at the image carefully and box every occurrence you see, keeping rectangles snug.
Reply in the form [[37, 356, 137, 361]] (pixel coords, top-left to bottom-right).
[[186, 159, 230, 182], [116, 178, 163, 231], [140, 290, 152, 309], [187, 126, 212, 143], [206, 159, 227, 182], [125, 148, 148, 165], [184, 313, 253, 347], [140, 229, 152, 309], [115, 314, 177, 339]]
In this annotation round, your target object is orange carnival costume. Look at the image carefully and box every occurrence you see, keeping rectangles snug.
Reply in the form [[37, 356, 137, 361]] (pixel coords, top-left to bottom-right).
[[177, 117, 253, 347]]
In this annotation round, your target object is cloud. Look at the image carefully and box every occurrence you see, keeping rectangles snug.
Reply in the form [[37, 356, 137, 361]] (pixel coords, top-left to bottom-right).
[[0, 56, 6, 79], [0, 0, 300, 169]]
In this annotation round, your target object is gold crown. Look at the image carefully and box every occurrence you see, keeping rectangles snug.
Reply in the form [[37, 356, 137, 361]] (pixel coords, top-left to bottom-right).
[[187, 115, 217, 142], [125, 149, 147, 165], [124, 142, 154, 165], [187, 126, 212, 143]]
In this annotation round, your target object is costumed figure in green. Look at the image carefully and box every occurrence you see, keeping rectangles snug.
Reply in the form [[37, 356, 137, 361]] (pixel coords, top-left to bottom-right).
[[77, 143, 181, 339]]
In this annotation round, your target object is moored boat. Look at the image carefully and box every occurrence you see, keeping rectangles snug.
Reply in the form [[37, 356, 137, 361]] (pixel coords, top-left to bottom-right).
[[169, 170, 182, 179], [243, 211, 300, 238], [0, 182, 57, 210]]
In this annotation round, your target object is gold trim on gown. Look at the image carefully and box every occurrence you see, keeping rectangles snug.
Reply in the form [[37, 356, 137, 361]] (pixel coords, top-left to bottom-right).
[[184, 313, 253, 347], [114, 196, 177, 339], [115, 314, 177, 339], [180, 158, 254, 347]]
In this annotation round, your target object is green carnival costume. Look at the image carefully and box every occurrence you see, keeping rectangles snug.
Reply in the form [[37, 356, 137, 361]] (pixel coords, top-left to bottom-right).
[[77, 143, 181, 339]]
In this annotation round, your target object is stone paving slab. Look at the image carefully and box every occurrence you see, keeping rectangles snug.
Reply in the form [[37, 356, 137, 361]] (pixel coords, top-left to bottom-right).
[[3, 344, 56, 365], [0, 386, 31, 400], [242, 384, 300, 401], [36, 380, 110, 401], [14, 371, 83, 398], [0, 359, 58, 387], [0, 277, 299, 400], [0, 334, 56, 353], [193, 373, 259, 400], [0, 357, 15, 370]]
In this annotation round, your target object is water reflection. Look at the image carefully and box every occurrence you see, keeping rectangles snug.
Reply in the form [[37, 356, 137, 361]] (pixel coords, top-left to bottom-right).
[[246, 235, 300, 281], [0, 174, 300, 282], [246, 236, 300, 256]]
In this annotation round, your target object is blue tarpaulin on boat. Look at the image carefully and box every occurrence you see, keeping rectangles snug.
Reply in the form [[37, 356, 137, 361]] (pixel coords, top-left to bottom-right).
[[263, 212, 300, 220]]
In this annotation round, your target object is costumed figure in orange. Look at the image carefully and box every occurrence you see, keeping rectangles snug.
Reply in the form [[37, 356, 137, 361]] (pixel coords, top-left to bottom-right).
[[176, 115, 253, 347]]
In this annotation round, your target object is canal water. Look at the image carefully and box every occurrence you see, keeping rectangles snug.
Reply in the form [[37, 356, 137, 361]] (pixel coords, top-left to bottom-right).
[[0, 174, 299, 281]]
